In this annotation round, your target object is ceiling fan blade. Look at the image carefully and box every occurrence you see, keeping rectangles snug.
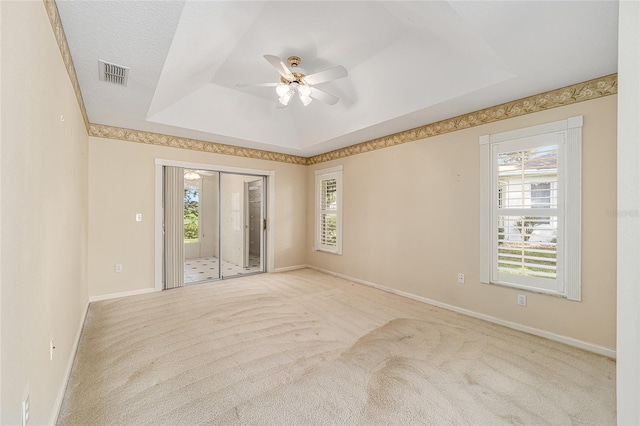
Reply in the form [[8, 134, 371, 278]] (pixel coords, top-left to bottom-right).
[[236, 82, 278, 88], [309, 87, 339, 105], [303, 65, 348, 85], [264, 55, 293, 80]]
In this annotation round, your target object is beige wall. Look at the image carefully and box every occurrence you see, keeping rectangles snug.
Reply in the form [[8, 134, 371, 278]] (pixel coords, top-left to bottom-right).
[[1, 2, 89, 424], [308, 95, 617, 350], [88, 137, 307, 297]]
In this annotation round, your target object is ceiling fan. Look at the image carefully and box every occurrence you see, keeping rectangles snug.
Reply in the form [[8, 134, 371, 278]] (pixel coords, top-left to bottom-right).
[[238, 55, 348, 107], [184, 169, 216, 180]]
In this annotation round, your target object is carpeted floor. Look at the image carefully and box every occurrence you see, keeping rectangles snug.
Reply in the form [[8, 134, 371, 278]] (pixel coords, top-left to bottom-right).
[[57, 269, 616, 425]]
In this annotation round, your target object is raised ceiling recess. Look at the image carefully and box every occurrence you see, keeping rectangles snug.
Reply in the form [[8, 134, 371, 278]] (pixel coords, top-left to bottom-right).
[[56, 1, 619, 157]]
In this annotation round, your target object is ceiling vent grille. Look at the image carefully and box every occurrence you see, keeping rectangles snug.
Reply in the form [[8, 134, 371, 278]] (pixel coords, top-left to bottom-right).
[[99, 60, 129, 86]]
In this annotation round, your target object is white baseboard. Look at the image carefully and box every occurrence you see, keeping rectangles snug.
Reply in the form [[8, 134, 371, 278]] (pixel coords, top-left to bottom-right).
[[89, 287, 157, 302], [306, 265, 616, 359], [273, 264, 308, 273], [49, 299, 90, 425]]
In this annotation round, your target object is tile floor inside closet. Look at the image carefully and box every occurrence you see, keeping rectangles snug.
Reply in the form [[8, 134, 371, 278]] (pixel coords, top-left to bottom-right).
[[184, 255, 262, 284]]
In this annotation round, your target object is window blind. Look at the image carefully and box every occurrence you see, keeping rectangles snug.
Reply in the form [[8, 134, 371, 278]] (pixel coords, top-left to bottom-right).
[[497, 145, 558, 281], [314, 165, 343, 255], [319, 178, 337, 247]]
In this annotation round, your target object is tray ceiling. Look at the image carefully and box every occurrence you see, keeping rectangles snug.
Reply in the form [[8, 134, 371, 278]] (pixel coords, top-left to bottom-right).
[[56, 1, 618, 157]]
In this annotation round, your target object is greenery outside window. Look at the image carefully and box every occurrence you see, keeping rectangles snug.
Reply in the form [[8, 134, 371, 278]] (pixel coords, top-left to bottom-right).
[[184, 183, 200, 243]]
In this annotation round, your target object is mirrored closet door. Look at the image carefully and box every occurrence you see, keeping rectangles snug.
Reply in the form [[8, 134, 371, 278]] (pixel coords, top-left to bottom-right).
[[163, 166, 266, 289]]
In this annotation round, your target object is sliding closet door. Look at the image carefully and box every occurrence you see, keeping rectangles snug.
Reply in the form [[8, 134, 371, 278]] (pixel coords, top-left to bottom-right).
[[164, 166, 184, 289], [219, 174, 265, 278], [184, 169, 220, 284], [163, 167, 266, 288]]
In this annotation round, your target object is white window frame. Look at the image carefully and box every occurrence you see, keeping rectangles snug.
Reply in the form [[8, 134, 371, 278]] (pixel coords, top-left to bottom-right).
[[480, 116, 583, 301], [314, 165, 343, 255]]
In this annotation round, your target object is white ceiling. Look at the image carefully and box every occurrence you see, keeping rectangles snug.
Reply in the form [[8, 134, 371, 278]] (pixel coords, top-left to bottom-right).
[[56, 1, 618, 157]]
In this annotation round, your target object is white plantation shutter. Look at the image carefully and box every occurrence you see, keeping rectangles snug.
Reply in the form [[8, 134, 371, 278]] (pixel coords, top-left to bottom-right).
[[320, 178, 337, 246], [315, 166, 343, 254], [494, 138, 562, 292], [480, 116, 583, 300]]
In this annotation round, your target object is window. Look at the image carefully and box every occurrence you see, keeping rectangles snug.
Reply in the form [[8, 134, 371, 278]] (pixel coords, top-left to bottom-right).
[[480, 116, 583, 300], [531, 182, 552, 208], [315, 165, 343, 254], [530, 182, 553, 224]]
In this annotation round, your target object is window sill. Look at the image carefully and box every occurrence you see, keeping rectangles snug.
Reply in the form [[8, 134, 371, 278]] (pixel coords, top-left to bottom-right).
[[313, 247, 342, 256], [481, 280, 570, 299]]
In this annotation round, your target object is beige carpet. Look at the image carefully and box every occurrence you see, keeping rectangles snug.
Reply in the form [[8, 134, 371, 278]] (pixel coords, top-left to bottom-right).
[[57, 269, 615, 425]]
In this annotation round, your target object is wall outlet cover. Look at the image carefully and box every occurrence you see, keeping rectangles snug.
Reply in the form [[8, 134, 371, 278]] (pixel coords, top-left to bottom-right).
[[517, 294, 527, 306]]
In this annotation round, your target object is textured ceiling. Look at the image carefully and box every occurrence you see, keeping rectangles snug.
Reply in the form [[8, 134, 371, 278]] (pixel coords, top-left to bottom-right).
[[56, 1, 619, 157]]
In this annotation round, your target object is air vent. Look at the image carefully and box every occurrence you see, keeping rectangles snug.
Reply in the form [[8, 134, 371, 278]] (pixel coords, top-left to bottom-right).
[[98, 60, 129, 86]]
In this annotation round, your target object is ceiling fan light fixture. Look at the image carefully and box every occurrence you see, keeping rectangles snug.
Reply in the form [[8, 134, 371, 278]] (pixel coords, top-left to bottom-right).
[[184, 171, 201, 180], [279, 91, 293, 106], [279, 83, 298, 105], [299, 93, 312, 106], [275, 83, 289, 97], [298, 84, 311, 97]]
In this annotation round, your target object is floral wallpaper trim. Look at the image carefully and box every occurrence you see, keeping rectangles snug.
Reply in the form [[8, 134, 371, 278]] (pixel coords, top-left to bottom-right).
[[85, 74, 617, 166], [307, 73, 618, 165], [43, 0, 90, 130], [88, 124, 309, 166]]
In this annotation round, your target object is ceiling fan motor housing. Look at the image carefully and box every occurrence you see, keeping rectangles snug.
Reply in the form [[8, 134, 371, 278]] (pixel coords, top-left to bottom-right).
[[287, 56, 301, 67]]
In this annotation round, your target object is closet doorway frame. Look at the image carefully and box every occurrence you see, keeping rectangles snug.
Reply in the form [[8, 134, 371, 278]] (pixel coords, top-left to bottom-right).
[[154, 158, 276, 291]]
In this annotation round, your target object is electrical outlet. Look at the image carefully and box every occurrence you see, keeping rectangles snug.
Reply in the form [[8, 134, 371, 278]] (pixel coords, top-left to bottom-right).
[[135, 213, 142, 222], [517, 294, 527, 306], [457, 273, 465, 284], [22, 393, 30, 426], [115, 264, 123, 273]]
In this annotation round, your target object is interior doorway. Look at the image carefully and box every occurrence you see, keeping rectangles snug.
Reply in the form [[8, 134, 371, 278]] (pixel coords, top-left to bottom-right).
[[161, 165, 268, 289]]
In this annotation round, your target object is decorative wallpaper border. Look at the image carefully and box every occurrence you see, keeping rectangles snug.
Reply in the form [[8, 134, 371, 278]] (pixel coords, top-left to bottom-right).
[[43, 0, 90, 130], [88, 124, 309, 165], [306, 73, 618, 165], [46, 0, 616, 166]]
